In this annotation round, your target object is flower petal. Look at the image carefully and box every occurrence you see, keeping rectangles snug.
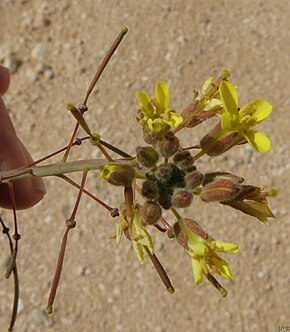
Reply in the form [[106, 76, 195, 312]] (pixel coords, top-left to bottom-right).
[[212, 241, 239, 254], [209, 255, 234, 281], [244, 129, 271, 153], [219, 81, 238, 115], [201, 76, 214, 97], [251, 100, 272, 123], [155, 81, 170, 112], [136, 91, 150, 109], [162, 111, 183, 127], [221, 111, 236, 130], [133, 241, 145, 264], [191, 257, 204, 285]]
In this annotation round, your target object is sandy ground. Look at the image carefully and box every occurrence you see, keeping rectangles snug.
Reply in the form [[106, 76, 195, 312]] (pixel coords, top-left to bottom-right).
[[0, 1, 289, 331]]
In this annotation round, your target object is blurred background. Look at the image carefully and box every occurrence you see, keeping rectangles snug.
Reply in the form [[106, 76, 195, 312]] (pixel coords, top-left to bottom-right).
[[0, 1, 289, 331]]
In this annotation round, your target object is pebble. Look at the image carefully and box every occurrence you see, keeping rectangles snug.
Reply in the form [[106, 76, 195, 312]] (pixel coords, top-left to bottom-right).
[[31, 43, 46, 59]]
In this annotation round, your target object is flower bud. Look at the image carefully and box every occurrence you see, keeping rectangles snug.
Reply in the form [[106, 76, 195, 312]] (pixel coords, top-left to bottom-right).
[[172, 189, 193, 208], [101, 163, 135, 187], [200, 179, 240, 203], [142, 130, 162, 145], [203, 172, 244, 186], [158, 193, 172, 210], [182, 218, 209, 240], [154, 163, 175, 183], [141, 201, 162, 225], [200, 122, 238, 156], [157, 132, 180, 157], [173, 222, 188, 250], [136, 146, 159, 168], [185, 170, 204, 190], [173, 151, 194, 170], [141, 180, 159, 199]]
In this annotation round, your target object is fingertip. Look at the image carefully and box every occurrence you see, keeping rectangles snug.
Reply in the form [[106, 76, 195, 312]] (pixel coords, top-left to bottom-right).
[[0, 66, 11, 96]]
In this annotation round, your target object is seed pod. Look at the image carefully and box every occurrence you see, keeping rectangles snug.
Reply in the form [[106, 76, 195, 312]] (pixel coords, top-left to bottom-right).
[[141, 180, 159, 199], [136, 146, 159, 168], [173, 150, 194, 170], [141, 201, 162, 225], [185, 170, 204, 190], [172, 189, 193, 208], [100, 163, 135, 187], [157, 132, 180, 157]]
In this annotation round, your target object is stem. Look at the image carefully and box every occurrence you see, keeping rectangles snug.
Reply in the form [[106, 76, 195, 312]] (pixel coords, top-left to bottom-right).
[[58, 175, 118, 215], [69, 169, 89, 221], [95, 143, 113, 162], [47, 170, 88, 314], [144, 247, 175, 294], [83, 27, 128, 106], [0, 159, 108, 183], [46, 227, 70, 314], [170, 207, 182, 221], [99, 139, 131, 158], [0, 216, 20, 332], [31, 137, 90, 166]]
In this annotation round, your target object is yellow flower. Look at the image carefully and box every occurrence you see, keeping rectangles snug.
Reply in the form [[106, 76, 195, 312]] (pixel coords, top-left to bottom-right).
[[115, 204, 154, 264], [136, 81, 183, 133], [219, 81, 272, 153], [174, 218, 239, 295]]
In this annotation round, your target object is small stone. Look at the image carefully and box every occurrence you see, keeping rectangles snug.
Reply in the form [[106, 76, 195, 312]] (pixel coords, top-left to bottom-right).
[[31, 43, 45, 59], [44, 67, 54, 79]]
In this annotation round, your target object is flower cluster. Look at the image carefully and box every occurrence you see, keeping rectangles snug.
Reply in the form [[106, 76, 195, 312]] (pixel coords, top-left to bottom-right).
[[101, 71, 276, 296]]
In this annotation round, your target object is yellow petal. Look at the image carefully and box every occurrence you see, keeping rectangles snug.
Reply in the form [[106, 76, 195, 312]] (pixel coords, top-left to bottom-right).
[[244, 129, 271, 153], [162, 111, 183, 127], [219, 81, 238, 115], [155, 81, 170, 111], [203, 98, 223, 112], [147, 118, 163, 132], [191, 257, 204, 285], [212, 241, 239, 254], [201, 77, 214, 97], [209, 256, 234, 281], [221, 111, 238, 130], [251, 100, 272, 123], [136, 91, 150, 109], [133, 241, 145, 264]]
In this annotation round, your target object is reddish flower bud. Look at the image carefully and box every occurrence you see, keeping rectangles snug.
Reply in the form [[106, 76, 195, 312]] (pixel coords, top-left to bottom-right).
[[203, 171, 244, 186], [141, 201, 162, 225], [173, 150, 194, 170], [172, 189, 193, 208], [141, 180, 159, 199], [200, 122, 239, 156], [142, 130, 162, 145], [185, 170, 204, 190], [157, 132, 180, 157], [136, 146, 159, 168], [200, 179, 240, 203]]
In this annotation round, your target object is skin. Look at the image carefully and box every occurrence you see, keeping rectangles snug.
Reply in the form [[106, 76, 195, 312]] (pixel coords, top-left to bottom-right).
[[0, 65, 46, 210]]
